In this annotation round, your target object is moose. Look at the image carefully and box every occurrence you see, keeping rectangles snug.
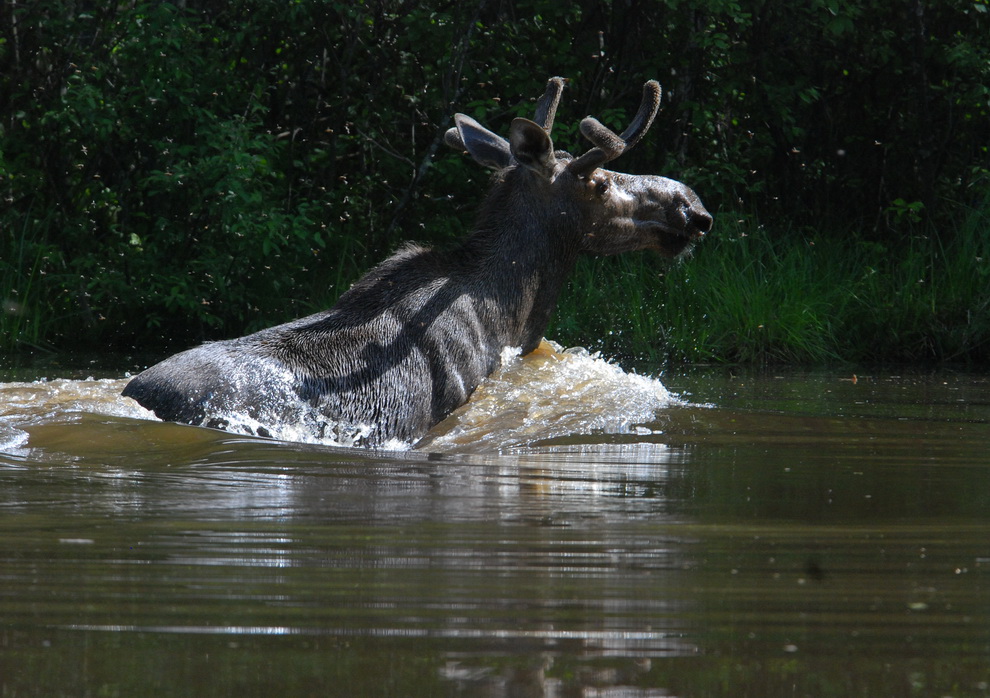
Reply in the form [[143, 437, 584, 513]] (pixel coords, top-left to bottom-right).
[[122, 77, 712, 447]]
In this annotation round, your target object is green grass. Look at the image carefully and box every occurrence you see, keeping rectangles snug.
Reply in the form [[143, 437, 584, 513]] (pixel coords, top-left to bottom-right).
[[550, 204, 990, 367], [4, 201, 988, 366], [0, 210, 54, 352]]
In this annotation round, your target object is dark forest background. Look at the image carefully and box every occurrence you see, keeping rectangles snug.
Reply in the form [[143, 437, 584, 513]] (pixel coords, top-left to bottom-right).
[[2, 1, 988, 363]]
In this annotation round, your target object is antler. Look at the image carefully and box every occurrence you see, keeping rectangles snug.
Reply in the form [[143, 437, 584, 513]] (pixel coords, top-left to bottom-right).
[[445, 77, 567, 153], [567, 80, 662, 175], [532, 76, 566, 133]]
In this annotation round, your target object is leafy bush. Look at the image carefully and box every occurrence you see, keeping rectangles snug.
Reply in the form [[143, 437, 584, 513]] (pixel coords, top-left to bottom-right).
[[1, 0, 988, 361]]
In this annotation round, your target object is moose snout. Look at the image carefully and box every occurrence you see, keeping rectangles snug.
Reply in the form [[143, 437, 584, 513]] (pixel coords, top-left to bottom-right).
[[630, 176, 712, 241]]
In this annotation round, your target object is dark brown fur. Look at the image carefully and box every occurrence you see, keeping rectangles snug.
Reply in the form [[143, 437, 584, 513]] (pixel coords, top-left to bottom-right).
[[122, 78, 712, 447]]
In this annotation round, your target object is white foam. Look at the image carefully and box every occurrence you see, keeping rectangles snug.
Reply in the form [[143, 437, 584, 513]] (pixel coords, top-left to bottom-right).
[[420, 341, 678, 451]]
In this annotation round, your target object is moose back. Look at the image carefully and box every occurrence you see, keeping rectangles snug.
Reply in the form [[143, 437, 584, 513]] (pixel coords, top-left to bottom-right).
[[122, 77, 712, 447]]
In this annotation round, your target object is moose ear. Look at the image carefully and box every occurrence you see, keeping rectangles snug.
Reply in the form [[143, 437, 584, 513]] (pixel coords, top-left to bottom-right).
[[509, 118, 555, 176], [448, 113, 512, 170]]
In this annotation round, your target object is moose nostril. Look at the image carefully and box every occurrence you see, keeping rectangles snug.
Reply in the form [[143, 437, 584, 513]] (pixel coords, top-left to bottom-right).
[[694, 210, 713, 233], [679, 202, 712, 234], [676, 195, 712, 233]]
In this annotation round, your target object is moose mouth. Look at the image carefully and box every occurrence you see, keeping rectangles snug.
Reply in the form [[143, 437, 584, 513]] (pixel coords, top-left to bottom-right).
[[642, 220, 707, 258]]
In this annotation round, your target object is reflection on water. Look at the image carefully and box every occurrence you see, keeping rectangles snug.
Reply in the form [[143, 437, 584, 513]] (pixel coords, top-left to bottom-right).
[[1, 352, 989, 696]]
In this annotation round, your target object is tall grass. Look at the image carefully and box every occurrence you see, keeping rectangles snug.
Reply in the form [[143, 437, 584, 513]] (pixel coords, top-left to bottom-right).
[[4, 199, 987, 365], [0, 211, 53, 352], [550, 204, 990, 366], [835, 205, 990, 363]]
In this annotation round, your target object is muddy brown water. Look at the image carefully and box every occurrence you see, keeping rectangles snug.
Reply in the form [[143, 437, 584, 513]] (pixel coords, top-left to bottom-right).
[[1, 348, 988, 696]]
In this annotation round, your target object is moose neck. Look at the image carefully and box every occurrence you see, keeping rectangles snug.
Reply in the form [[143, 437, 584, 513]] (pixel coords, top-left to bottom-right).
[[458, 168, 580, 355]]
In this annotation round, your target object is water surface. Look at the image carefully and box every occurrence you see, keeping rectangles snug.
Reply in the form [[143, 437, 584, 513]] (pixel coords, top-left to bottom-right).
[[1, 351, 988, 696]]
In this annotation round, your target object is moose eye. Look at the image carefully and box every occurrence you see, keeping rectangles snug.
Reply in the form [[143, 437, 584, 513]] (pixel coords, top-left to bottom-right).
[[593, 177, 609, 196]]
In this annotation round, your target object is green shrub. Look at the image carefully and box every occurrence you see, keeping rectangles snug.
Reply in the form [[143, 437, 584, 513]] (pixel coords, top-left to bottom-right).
[[1, 0, 988, 362]]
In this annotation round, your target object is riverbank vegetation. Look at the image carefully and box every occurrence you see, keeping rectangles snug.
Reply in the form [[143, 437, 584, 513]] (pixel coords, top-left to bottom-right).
[[553, 204, 990, 365], [2, 1, 988, 365]]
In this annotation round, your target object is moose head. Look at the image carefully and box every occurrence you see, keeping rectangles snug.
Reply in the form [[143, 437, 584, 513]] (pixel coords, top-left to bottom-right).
[[445, 78, 712, 259]]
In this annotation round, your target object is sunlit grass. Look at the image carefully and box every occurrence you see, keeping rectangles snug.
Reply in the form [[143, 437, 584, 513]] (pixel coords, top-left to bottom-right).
[[551, 204, 990, 367], [4, 200, 987, 365]]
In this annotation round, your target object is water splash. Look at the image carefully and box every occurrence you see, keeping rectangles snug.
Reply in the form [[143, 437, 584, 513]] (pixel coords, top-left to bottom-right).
[[418, 340, 679, 452], [0, 377, 152, 453], [0, 341, 680, 454]]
